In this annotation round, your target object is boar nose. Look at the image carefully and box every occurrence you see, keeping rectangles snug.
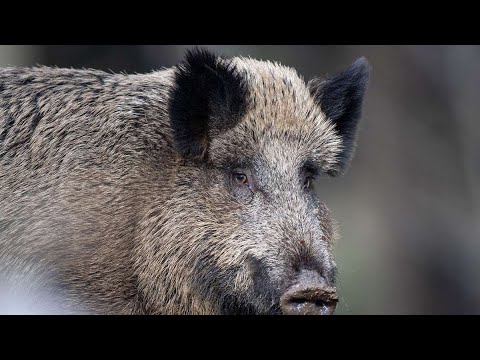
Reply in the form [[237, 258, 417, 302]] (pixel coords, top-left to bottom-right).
[[280, 269, 338, 315]]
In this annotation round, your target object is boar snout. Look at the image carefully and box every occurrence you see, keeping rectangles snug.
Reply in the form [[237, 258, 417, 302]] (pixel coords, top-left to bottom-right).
[[280, 269, 338, 315]]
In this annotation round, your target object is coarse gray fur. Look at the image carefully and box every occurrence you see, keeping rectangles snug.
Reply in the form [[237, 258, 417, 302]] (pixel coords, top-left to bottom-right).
[[0, 49, 370, 314]]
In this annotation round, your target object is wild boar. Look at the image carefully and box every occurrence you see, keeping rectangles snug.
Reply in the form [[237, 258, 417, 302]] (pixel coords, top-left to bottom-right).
[[0, 48, 370, 314]]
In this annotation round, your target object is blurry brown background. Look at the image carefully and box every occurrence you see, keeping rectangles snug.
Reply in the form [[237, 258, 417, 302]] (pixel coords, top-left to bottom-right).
[[1, 45, 478, 314]]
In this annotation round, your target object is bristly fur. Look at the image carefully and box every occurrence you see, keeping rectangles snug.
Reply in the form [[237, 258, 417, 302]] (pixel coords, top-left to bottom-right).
[[0, 48, 370, 314]]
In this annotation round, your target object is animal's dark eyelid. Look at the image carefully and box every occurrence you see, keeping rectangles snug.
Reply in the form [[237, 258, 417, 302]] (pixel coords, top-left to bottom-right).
[[302, 159, 320, 177], [223, 159, 251, 173]]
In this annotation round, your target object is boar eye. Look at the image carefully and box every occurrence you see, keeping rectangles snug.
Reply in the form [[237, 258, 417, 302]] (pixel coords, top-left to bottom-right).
[[233, 173, 248, 185]]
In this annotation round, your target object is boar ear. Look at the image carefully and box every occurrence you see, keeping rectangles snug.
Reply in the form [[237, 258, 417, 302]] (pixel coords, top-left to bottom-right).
[[308, 57, 371, 172], [169, 48, 248, 160]]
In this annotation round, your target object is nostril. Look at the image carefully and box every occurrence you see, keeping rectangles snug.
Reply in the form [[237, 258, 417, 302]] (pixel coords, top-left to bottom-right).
[[289, 297, 308, 304], [287, 297, 329, 306]]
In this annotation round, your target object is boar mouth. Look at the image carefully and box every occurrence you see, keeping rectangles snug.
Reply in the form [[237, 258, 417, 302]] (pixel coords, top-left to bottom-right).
[[279, 270, 338, 315], [280, 286, 338, 315]]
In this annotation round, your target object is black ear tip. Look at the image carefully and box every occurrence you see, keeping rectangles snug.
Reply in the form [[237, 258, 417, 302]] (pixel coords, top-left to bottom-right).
[[349, 57, 372, 81], [182, 47, 219, 70], [185, 46, 214, 57], [353, 56, 370, 67]]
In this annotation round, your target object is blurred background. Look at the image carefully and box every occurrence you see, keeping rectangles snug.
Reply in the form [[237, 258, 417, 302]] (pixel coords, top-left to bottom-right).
[[1, 45, 478, 314]]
